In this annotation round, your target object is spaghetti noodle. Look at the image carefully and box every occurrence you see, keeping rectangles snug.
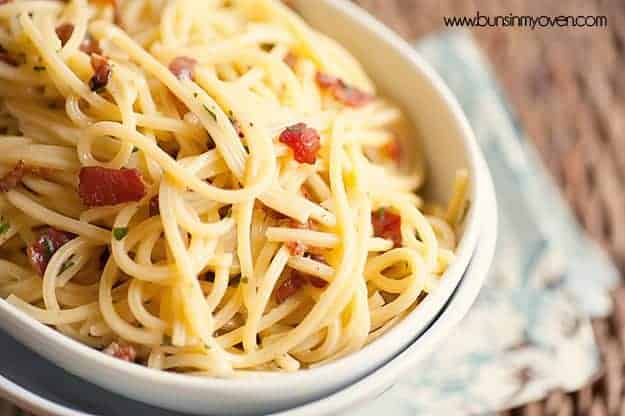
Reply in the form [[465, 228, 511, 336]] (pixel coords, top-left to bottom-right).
[[0, 0, 468, 375]]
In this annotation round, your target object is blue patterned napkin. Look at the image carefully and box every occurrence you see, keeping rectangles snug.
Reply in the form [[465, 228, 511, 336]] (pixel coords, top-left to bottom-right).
[[348, 31, 619, 415]]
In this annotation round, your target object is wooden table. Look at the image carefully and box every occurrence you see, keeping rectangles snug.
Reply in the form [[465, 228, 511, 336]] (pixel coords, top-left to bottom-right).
[[353, 0, 625, 414]]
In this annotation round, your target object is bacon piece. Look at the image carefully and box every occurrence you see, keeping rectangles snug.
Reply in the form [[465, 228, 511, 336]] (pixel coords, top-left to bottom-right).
[[275, 271, 307, 304], [315, 72, 339, 89], [0, 44, 18, 66], [0, 1, 12, 5], [371, 207, 402, 248], [80, 36, 102, 55], [300, 185, 313, 202], [0, 162, 55, 192], [55, 23, 74, 46], [384, 137, 401, 164], [315, 71, 372, 107], [286, 240, 306, 257], [309, 275, 328, 288], [279, 217, 314, 257], [103, 342, 136, 362], [54, 23, 101, 55], [229, 117, 244, 138], [27, 228, 75, 275], [279, 123, 321, 165], [78, 167, 146, 207], [169, 56, 197, 81], [88, 53, 111, 92], [283, 52, 297, 69], [0, 161, 26, 192], [148, 196, 159, 216]]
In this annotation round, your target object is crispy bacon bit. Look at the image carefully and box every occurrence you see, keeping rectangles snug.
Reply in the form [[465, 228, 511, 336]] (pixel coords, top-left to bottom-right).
[[55, 23, 74, 46], [103, 342, 136, 362], [300, 185, 313, 201], [309, 275, 328, 288], [169, 56, 197, 80], [80, 36, 102, 55], [280, 218, 314, 256], [148, 196, 159, 216], [279, 123, 321, 164], [283, 52, 297, 69], [315, 71, 372, 107], [286, 240, 306, 257], [0, 161, 26, 192], [333, 81, 372, 107], [0, 1, 12, 6], [0, 44, 18, 66], [372, 207, 402, 248], [275, 272, 307, 304], [230, 117, 244, 138], [27, 228, 75, 275], [88, 53, 111, 92], [78, 167, 146, 207], [315, 72, 338, 89], [0, 162, 55, 192], [384, 137, 401, 163]]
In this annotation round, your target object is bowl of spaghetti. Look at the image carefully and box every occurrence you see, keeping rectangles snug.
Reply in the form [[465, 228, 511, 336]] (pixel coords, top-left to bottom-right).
[[0, 0, 489, 414]]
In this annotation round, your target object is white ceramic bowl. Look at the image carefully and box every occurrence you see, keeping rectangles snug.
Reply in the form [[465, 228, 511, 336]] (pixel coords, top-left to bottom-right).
[[0, 1, 490, 415], [0, 175, 497, 416]]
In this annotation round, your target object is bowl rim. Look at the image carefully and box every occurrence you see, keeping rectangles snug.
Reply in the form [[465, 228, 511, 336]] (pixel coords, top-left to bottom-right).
[[0, 0, 487, 399]]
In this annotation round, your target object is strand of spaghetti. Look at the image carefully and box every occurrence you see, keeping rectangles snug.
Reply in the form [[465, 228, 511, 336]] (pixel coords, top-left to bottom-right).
[[6, 190, 110, 243], [226, 99, 360, 368], [127, 279, 167, 331], [98, 257, 163, 345], [242, 245, 289, 352], [7, 294, 98, 325], [42, 237, 91, 310], [89, 22, 258, 183], [87, 122, 263, 204], [58, 0, 89, 60], [0, 1, 62, 19], [160, 177, 230, 362], [20, 13, 115, 111]]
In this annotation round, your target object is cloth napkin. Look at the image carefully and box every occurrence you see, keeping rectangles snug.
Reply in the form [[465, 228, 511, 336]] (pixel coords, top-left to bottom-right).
[[348, 31, 619, 416]]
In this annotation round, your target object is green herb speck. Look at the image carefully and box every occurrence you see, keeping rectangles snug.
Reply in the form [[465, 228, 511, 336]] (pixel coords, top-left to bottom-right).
[[0, 222, 9, 235], [112, 227, 128, 241], [42, 235, 55, 257], [203, 104, 217, 122], [60, 257, 75, 274]]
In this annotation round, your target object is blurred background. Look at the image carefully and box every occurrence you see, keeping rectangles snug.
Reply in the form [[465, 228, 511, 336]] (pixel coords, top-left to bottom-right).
[[352, 0, 625, 414]]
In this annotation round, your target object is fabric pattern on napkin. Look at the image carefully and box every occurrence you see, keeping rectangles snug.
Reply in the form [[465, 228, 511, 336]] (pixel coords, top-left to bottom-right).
[[349, 31, 619, 416]]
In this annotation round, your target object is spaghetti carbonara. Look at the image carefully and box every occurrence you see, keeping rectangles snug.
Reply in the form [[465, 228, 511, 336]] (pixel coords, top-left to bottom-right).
[[0, 0, 468, 374]]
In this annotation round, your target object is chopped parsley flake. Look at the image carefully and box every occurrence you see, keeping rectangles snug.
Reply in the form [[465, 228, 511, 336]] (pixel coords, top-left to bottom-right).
[[60, 256, 75, 274], [203, 104, 217, 122], [112, 227, 129, 241], [0, 222, 9, 235], [42, 235, 55, 257]]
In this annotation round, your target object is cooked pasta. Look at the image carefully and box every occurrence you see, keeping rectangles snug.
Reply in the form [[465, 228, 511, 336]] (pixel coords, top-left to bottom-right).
[[0, 0, 468, 375]]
